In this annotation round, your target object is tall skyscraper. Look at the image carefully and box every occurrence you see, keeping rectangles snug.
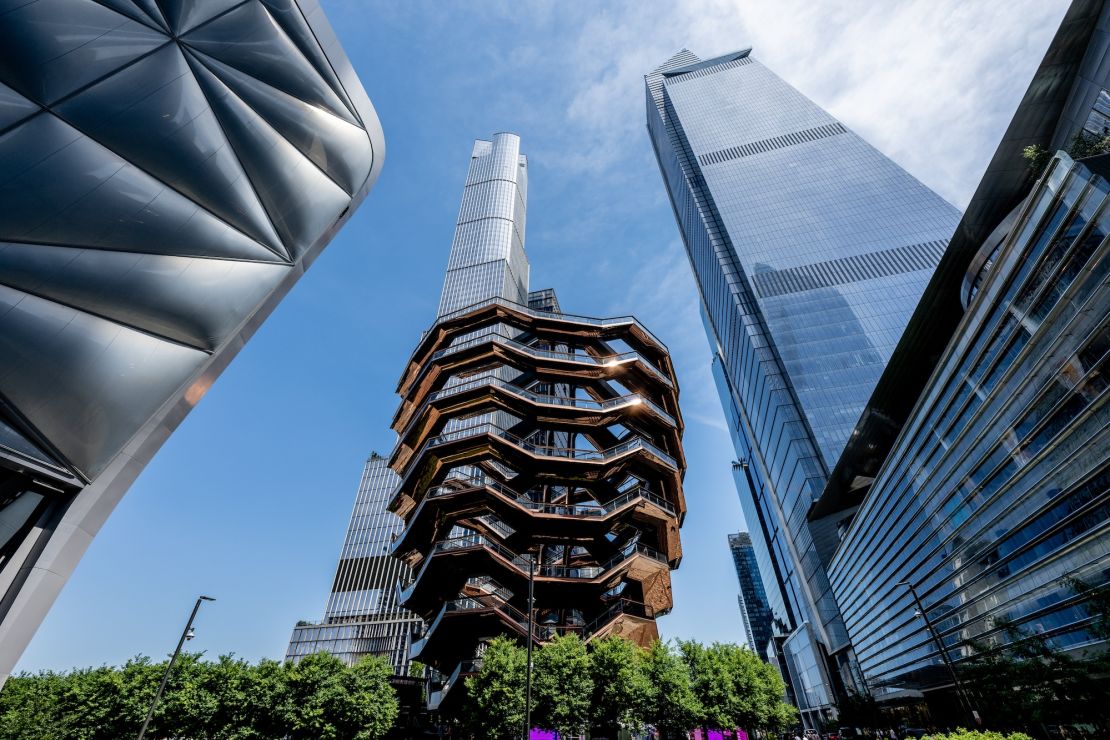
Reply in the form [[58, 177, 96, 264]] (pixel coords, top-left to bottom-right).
[[646, 49, 961, 727], [728, 532, 774, 658], [387, 134, 686, 712], [287, 454, 421, 673], [812, 1, 1110, 719], [437, 135, 530, 316], [0, 0, 384, 686]]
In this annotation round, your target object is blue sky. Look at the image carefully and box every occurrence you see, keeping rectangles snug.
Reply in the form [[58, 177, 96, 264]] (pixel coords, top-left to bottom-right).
[[18, 0, 1068, 672]]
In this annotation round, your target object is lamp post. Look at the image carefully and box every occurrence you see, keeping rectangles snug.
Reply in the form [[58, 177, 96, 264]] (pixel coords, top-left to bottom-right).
[[898, 581, 978, 726], [137, 595, 215, 740], [522, 556, 535, 740]]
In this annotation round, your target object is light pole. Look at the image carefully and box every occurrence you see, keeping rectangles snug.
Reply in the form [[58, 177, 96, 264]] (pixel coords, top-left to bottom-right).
[[898, 581, 978, 726], [522, 556, 535, 740], [137, 595, 215, 740]]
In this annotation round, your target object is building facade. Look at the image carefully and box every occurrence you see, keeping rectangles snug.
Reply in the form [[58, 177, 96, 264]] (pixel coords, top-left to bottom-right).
[[287, 454, 421, 673], [818, 0, 1110, 710], [729, 532, 775, 657], [386, 134, 686, 712], [0, 0, 384, 685], [646, 48, 961, 726]]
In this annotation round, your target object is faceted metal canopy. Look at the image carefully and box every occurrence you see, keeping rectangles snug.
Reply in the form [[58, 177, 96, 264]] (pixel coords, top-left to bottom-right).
[[0, 0, 381, 480], [0, 0, 384, 684]]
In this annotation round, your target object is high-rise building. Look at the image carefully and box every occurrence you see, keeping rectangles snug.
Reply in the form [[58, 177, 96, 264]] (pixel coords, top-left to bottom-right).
[[814, 0, 1110, 718], [646, 48, 961, 727], [387, 133, 686, 712], [728, 532, 774, 657], [287, 454, 421, 673], [0, 0, 383, 686]]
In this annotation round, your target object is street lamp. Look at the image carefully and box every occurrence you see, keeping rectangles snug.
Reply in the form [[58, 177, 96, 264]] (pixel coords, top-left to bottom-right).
[[137, 595, 215, 740], [898, 581, 978, 726]]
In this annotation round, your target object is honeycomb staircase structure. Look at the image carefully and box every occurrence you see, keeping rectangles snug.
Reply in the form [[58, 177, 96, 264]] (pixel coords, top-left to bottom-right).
[[387, 297, 686, 709]]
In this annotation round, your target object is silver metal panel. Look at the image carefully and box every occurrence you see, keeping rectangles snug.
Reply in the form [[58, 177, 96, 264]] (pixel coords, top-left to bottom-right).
[[0, 0, 385, 685]]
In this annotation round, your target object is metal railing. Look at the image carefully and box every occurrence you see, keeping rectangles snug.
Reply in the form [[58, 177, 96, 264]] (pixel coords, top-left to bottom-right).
[[427, 330, 673, 389], [423, 422, 678, 470], [424, 375, 676, 426], [434, 296, 666, 351], [424, 475, 677, 517], [392, 475, 678, 553], [419, 594, 655, 652], [401, 534, 669, 602]]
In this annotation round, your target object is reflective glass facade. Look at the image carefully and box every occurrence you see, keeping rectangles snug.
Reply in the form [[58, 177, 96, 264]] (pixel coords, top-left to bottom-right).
[[646, 48, 960, 724], [729, 531, 774, 656], [287, 454, 421, 673], [0, 0, 384, 686], [437, 134, 529, 317], [829, 152, 1110, 692]]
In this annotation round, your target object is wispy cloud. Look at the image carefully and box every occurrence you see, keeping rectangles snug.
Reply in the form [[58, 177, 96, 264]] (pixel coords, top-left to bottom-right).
[[476, 0, 1068, 208]]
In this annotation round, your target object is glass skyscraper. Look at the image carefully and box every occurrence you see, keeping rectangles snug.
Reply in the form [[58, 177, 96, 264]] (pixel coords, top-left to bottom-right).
[[437, 133, 530, 317], [646, 48, 961, 726], [287, 454, 421, 673], [728, 532, 774, 658]]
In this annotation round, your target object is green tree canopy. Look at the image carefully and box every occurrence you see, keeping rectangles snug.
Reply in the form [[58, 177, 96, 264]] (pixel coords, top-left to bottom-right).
[[0, 652, 398, 740], [679, 640, 796, 732], [464, 636, 528, 739], [643, 640, 703, 739], [587, 635, 652, 737], [532, 633, 593, 737]]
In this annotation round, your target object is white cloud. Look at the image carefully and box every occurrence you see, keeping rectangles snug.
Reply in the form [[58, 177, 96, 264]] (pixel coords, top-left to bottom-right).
[[546, 0, 1069, 207]]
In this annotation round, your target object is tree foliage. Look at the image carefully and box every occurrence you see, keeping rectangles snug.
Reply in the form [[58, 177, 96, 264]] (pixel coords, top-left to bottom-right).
[[1023, 130, 1110, 181], [958, 578, 1110, 733], [643, 640, 703, 739], [532, 633, 593, 737], [0, 652, 397, 740], [679, 640, 795, 732], [465, 636, 528, 740], [587, 635, 652, 737], [931, 731, 1034, 740]]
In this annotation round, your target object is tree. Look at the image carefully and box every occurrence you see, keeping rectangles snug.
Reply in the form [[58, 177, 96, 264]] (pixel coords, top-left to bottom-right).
[[284, 651, 397, 740], [345, 656, 399, 740], [0, 652, 398, 740], [587, 635, 652, 737], [0, 668, 65, 739], [1023, 130, 1110, 182], [643, 640, 703, 739], [465, 637, 528, 739], [931, 731, 1034, 740], [679, 640, 796, 732], [532, 633, 592, 737]]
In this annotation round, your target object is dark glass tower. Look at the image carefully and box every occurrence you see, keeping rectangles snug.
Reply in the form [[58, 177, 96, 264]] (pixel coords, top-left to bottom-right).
[[728, 532, 774, 658], [387, 134, 686, 712], [646, 48, 961, 727], [287, 454, 421, 673], [0, 0, 383, 686]]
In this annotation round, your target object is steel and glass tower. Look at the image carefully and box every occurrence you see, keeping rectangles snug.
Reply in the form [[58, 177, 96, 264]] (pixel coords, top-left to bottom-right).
[[387, 133, 686, 712], [287, 454, 421, 673], [646, 48, 961, 727], [728, 532, 774, 658]]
